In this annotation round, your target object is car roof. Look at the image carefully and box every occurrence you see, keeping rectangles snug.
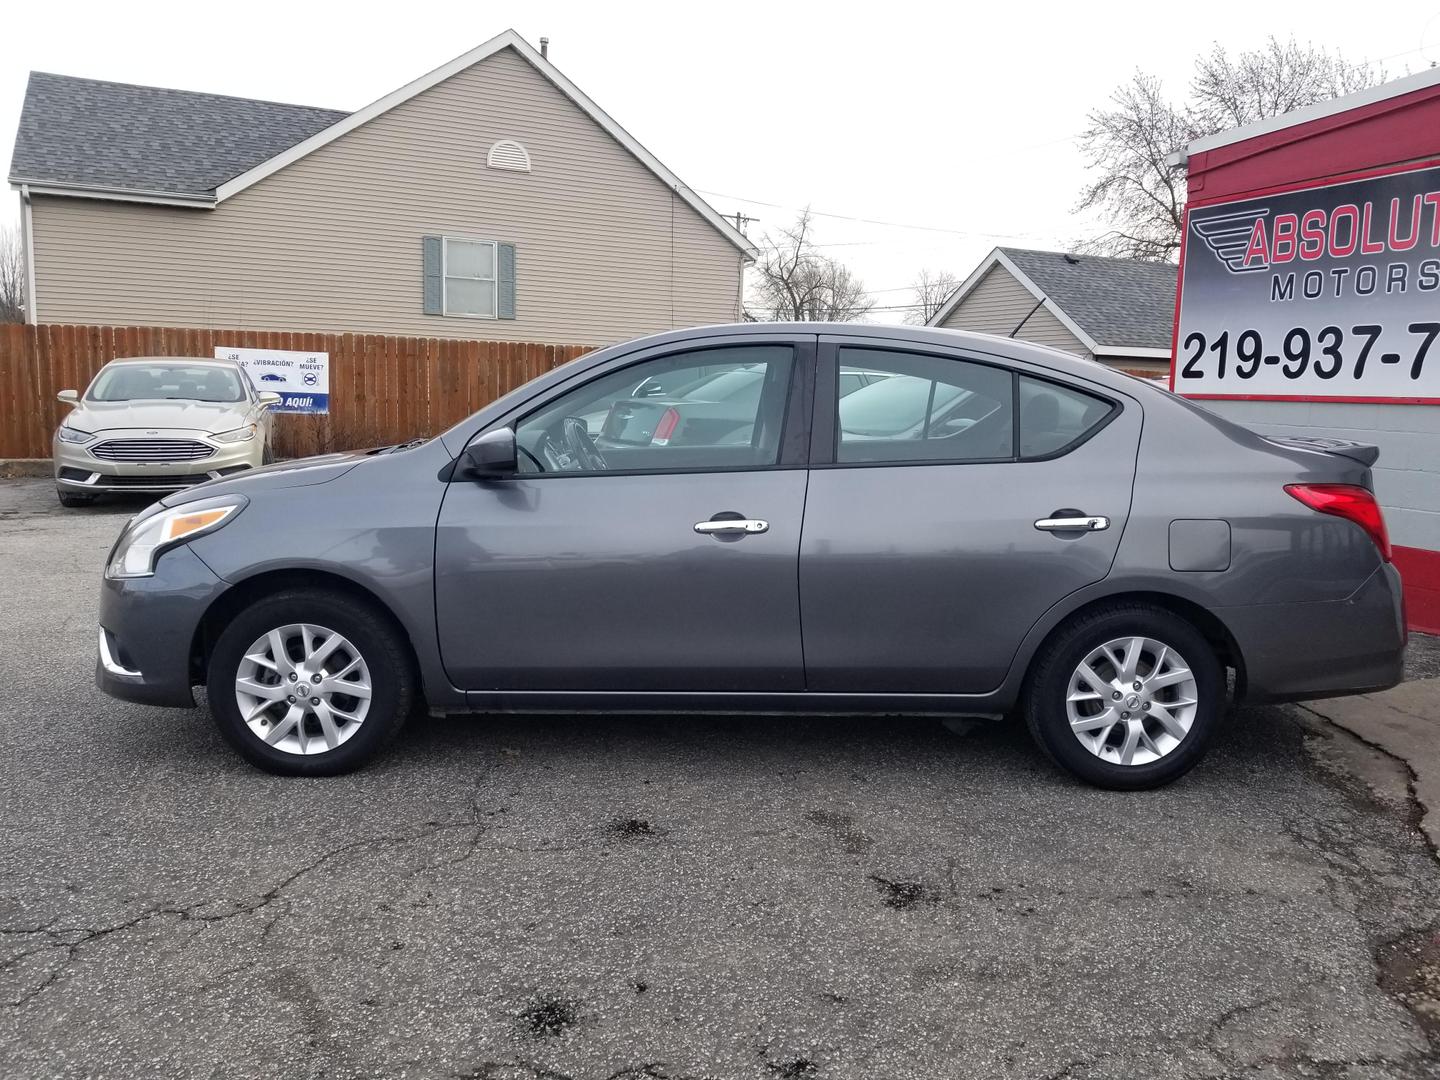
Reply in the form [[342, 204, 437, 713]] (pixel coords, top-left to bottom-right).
[[102, 356, 242, 369], [606, 323, 1158, 396]]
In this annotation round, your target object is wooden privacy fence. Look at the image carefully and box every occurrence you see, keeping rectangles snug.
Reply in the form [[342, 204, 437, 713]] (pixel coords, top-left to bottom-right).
[[0, 323, 597, 460]]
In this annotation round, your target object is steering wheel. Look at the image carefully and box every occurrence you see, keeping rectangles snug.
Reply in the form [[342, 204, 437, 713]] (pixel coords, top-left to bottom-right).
[[541, 417, 604, 472]]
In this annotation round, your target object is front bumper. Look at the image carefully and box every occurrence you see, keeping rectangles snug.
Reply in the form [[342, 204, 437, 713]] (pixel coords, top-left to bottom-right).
[[96, 544, 228, 707], [55, 429, 263, 493], [1225, 561, 1407, 703]]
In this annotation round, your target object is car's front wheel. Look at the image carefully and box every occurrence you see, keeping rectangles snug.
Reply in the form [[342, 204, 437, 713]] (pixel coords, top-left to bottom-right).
[[206, 589, 413, 775], [1024, 604, 1223, 790]]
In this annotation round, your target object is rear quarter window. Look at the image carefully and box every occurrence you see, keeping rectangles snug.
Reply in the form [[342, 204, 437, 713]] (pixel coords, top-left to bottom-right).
[[1017, 376, 1115, 459]]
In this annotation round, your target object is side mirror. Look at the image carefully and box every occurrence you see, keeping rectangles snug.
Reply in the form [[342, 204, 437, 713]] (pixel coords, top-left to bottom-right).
[[258, 391, 283, 407], [57, 389, 79, 406], [461, 427, 518, 478]]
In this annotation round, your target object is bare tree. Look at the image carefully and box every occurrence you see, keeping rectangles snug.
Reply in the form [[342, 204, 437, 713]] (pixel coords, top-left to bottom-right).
[[750, 210, 874, 322], [1075, 73, 1196, 262], [0, 225, 24, 323], [1191, 37, 1381, 130], [905, 269, 961, 325], [1076, 36, 1383, 261]]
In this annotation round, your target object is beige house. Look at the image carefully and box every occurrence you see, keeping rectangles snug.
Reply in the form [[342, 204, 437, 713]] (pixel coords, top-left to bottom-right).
[[9, 30, 755, 344], [928, 248, 1177, 375]]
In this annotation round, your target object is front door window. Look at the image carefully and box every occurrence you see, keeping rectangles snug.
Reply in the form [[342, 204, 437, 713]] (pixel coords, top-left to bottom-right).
[[514, 345, 795, 474]]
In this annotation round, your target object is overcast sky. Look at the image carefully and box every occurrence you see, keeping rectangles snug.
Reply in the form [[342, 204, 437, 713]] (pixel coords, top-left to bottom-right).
[[5, 1, 1439, 322]]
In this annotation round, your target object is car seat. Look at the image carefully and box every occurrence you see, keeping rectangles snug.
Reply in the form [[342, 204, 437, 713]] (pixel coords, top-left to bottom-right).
[[1019, 391, 1060, 457]]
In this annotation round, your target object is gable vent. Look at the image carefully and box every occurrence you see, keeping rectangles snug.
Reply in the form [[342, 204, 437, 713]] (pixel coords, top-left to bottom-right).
[[487, 140, 531, 172]]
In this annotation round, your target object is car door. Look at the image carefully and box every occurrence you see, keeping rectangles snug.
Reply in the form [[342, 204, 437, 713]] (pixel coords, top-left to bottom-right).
[[435, 336, 814, 692], [799, 337, 1141, 694]]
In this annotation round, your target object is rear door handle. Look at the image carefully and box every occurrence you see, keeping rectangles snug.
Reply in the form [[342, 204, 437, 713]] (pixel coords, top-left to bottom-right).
[[694, 518, 769, 535], [1034, 515, 1110, 532]]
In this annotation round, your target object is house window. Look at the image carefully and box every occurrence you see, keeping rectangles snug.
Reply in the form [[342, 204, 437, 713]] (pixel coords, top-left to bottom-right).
[[443, 238, 497, 318]]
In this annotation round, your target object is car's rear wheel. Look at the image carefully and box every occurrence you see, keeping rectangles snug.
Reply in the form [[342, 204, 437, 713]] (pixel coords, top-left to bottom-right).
[[206, 589, 413, 775], [57, 489, 96, 507], [1024, 604, 1223, 790]]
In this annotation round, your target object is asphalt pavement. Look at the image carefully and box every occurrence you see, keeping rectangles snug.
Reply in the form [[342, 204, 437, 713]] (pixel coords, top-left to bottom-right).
[[2, 478, 1440, 1080]]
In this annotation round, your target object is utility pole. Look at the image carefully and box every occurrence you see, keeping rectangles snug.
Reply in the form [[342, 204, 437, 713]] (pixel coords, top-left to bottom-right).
[[730, 211, 757, 237]]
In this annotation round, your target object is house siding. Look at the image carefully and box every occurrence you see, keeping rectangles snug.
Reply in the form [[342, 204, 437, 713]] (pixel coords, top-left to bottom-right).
[[27, 47, 743, 344], [935, 264, 1091, 359]]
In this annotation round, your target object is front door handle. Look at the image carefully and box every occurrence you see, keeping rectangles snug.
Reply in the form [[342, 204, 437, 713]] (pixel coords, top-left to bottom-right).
[[1034, 515, 1110, 532], [694, 518, 769, 535]]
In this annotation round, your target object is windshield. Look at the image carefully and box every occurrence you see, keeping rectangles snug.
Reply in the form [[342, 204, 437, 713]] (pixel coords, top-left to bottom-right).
[[87, 364, 247, 403], [839, 374, 967, 437]]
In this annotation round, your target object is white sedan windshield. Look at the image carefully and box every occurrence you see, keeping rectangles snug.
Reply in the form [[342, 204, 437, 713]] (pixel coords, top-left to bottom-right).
[[88, 365, 247, 403]]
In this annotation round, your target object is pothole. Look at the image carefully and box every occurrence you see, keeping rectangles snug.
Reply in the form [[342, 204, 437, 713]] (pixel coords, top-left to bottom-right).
[[516, 995, 579, 1037], [868, 875, 926, 910], [607, 817, 660, 839], [765, 1059, 818, 1077], [1377, 928, 1440, 1038]]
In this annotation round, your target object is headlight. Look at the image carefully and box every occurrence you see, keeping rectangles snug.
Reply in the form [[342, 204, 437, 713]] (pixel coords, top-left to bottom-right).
[[212, 424, 257, 444], [105, 495, 247, 579], [57, 425, 93, 444]]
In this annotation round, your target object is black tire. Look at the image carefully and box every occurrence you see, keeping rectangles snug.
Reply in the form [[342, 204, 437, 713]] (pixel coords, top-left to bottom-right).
[[1024, 603, 1224, 790], [206, 588, 414, 776], [57, 489, 96, 507]]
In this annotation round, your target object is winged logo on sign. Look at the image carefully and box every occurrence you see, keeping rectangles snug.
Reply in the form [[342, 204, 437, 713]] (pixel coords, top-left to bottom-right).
[[1190, 207, 1270, 273]]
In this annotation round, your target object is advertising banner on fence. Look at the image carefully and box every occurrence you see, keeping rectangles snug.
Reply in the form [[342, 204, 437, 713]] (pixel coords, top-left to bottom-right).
[[214, 346, 330, 413], [1174, 160, 1440, 402]]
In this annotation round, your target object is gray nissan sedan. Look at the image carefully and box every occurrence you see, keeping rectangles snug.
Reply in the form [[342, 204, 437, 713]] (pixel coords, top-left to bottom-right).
[[95, 324, 1405, 788]]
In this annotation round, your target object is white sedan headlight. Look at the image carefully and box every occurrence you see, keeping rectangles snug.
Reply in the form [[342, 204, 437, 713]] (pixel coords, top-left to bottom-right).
[[106, 495, 247, 579], [57, 425, 94, 444], [212, 423, 257, 444]]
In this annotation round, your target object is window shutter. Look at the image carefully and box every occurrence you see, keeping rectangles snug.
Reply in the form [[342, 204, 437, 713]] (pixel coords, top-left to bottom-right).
[[422, 235, 443, 315], [498, 242, 516, 319]]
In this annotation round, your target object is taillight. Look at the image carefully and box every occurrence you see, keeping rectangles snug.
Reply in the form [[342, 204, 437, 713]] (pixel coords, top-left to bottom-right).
[[651, 407, 680, 446], [1285, 483, 1391, 562]]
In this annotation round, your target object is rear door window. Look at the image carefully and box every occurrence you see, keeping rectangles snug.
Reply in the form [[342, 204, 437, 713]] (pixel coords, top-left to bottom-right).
[[835, 348, 1014, 464]]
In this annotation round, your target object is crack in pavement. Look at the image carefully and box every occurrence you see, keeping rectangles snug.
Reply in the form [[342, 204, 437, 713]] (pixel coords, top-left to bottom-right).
[[1298, 702, 1440, 862], [1, 766, 558, 1009], [2, 813, 491, 1008], [1273, 711, 1440, 1076], [455, 1062, 713, 1080]]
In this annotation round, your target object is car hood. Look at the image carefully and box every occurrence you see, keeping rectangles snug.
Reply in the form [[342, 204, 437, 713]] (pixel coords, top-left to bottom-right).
[[67, 399, 250, 435], [160, 449, 375, 506]]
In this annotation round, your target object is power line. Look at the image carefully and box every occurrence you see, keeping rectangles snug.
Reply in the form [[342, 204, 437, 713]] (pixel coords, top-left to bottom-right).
[[695, 187, 1049, 242], [860, 284, 940, 295]]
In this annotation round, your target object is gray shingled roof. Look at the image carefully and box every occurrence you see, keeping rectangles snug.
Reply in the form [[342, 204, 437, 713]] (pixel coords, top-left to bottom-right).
[[8, 72, 348, 198], [1001, 248, 1178, 350]]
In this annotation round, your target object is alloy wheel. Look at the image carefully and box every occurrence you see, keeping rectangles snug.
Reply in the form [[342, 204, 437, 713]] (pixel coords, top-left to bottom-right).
[[1065, 636, 1199, 766], [234, 623, 372, 755]]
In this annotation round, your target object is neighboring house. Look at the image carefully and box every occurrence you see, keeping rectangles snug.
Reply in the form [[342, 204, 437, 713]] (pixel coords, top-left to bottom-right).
[[8, 29, 755, 344], [928, 248, 1177, 375]]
